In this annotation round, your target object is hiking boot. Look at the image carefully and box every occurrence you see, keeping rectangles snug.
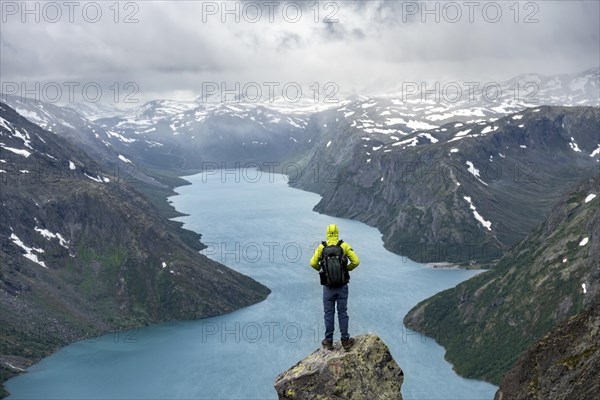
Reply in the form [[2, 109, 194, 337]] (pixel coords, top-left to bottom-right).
[[321, 339, 333, 350], [341, 337, 355, 351]]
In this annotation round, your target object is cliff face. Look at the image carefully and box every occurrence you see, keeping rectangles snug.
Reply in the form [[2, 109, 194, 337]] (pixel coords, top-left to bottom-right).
[[494, 301, 599, 400], [291, 106, 600, 264], [404, 175, 599, 384], [274, 334, 403, 400]]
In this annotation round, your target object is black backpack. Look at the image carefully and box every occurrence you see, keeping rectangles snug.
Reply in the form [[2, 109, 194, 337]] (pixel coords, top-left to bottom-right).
[[319, 240, 349, 287]]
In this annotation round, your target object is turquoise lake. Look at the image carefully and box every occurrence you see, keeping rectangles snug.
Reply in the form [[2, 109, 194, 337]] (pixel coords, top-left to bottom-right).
[[6, 169, 497, 399]]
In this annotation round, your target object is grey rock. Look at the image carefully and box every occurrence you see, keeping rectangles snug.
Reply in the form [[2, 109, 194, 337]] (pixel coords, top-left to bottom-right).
[[292, 106, 599, 264], [274, 334, 403, 400], [495, 301, 600, 400]]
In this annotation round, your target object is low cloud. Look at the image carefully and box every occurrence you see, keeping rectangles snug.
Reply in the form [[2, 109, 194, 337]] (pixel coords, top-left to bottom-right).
[[1, 0, 598, 104]]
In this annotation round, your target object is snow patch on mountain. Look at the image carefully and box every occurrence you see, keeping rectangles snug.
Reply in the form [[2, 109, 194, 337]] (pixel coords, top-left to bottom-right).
[[481, 125, 498, 134], [569, 137, 582, 152], [455, 129, 472, 138], [392, 137, 418, 148], [35, 227, 69, 248], [406, 120, 437, 131], [385, 118, 407, 126], [0, 117, 13, 131], [107, 130, 136, 143], [463, 196, 492, 231], [118, 154, 133, 164], [466, 161, 488, 186], [0, 143, 31, 157], [15, 108, 46, 125], [10, 233, 47, 268], [84, 173, 105, 183], [418, 132, 439, 143]]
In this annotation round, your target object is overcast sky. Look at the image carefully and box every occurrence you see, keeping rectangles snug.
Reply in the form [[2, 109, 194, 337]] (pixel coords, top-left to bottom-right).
[[1, 0, 599, 105]]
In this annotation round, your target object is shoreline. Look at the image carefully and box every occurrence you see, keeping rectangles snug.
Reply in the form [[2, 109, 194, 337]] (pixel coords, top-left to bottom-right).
[[5, 168, 497, 400], [0, 168, 269, 399], [425, 262, 461, 269]]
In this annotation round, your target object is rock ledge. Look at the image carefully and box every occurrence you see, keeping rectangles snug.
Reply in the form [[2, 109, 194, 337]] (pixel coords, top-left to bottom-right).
[[274, 334, 403, 399]]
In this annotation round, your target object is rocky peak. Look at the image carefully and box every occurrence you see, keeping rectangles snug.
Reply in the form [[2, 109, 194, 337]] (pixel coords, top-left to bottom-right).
[[274, 334, 403, 400]]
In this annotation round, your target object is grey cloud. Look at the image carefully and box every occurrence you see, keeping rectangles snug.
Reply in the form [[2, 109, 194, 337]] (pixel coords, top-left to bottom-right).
[[276, 33, 302, 51], [0, 0, 598, 103], [351, 28, 365, 40], [323, 20, 347, 40]]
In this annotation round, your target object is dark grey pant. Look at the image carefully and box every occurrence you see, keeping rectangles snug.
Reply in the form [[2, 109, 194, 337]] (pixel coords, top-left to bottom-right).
[[323, 284, 349, 341]]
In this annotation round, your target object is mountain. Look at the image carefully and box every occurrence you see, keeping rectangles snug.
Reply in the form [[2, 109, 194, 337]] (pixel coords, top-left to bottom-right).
[[1, 69, 598, 266], [499, 66, 599, 107], [66, 101, 128, 120], [95, 100, 312, 169], [403, 175, 599, 384], [0, 94, 163, 187], [3, 67, 598, 174], [0, 102, 270, 394], [494, 300, 599, 400], [89, 67, 600, 170], [291, 67, 600, 151], [3, 72, 597, 267], [291, 106, 599, 264]]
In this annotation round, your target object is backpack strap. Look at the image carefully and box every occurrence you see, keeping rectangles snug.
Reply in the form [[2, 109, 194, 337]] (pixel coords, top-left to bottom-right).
[[336, 240, 345, 255], [337, 240, 348, 264], [319, 241, 327, 264]]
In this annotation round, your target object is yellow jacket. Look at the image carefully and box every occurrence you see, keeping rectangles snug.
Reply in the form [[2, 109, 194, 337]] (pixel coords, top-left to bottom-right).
[[310, 224, 360, 271]]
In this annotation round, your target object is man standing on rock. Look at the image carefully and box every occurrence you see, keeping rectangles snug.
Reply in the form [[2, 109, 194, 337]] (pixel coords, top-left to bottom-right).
[[310, 224, 360, 351]]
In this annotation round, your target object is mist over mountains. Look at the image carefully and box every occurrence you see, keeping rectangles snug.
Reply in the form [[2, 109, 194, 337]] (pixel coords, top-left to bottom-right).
[[2, 67, 598, 264], [3, 67, 598, 169]]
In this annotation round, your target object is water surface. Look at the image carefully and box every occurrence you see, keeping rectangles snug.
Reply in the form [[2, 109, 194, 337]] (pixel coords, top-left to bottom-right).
[[6, 170, 497, 399]]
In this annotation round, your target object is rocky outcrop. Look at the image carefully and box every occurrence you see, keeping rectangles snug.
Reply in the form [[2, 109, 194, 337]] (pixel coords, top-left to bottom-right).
[[274, 334, 403, 400], [494, 300, 599, 400]]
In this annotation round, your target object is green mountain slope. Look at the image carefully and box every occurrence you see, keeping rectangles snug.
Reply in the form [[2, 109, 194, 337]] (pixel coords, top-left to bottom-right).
[[494, 299, 599, 400], [403, 175, 599, 384]]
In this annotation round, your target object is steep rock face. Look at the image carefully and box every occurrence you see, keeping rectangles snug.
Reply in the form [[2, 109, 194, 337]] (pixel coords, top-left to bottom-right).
[[404, 175, 599, 384], [494, 301, 599, 400], [292, 106, 599, 264], [274, 334, 403, 400]]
